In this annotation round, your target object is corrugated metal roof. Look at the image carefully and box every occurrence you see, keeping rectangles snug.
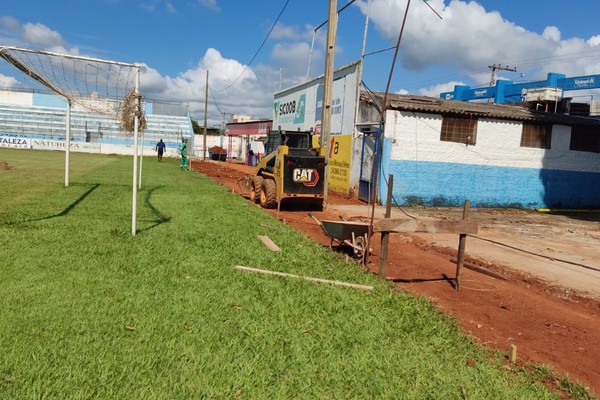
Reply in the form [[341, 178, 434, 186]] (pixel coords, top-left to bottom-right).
[[360, 92, 600, 126]]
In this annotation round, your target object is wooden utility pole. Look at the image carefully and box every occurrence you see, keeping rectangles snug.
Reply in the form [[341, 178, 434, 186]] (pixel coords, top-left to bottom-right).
[[321, 0, 338, 206], [203, 69, 209, 161]]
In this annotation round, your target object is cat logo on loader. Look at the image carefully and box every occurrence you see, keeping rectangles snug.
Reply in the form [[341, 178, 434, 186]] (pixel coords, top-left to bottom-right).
[[292, 168, 319, 187]]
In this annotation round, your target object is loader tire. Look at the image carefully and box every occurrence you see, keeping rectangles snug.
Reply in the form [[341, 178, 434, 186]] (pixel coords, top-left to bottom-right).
[[260, 178, 277, 209], [250, 176, 264, 204]]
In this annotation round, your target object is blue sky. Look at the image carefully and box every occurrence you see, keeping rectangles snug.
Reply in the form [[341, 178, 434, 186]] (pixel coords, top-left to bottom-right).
[[2, 0, 600, 126]]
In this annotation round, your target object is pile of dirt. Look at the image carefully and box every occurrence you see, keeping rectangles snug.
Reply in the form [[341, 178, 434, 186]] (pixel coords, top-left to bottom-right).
[[0, 161, 15, 170]]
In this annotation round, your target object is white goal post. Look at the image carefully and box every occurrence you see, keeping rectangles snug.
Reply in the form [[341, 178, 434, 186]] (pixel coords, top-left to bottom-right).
[[0, 45, 143, 235]]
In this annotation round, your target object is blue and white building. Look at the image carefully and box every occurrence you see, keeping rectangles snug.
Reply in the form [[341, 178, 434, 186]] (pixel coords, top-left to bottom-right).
[[357, 93, 600, 209]]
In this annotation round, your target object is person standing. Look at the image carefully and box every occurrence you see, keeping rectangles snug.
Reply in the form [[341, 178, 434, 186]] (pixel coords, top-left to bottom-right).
[[156, 139, 166, 161], [179, 140, 188, 170]]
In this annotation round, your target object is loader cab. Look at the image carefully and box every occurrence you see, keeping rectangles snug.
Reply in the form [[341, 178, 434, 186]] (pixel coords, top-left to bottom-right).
[[264, 128, 313, 155]]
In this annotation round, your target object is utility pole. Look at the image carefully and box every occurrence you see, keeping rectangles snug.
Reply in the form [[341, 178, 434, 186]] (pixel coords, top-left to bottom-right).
[[488, 64, 516, 103], [488, 64, 516, 87], [203, 69, 208, 161], [321, 0, 338, 207]]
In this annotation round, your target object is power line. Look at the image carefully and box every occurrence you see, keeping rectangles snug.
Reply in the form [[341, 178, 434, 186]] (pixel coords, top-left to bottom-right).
[[210, 0, 291, 93], [208, 87, 224, 115]]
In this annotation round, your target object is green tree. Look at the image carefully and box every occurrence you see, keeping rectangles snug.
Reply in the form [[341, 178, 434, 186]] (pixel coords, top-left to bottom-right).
[[191, 119, 202, 135]]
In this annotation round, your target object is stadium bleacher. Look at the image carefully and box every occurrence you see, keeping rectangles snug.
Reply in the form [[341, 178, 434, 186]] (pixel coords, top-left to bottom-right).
[[0, 88, 193, 156]]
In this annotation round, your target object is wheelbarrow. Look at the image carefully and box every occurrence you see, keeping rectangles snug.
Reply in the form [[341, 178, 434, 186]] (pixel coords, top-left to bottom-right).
[[308, 213, 371, 263]]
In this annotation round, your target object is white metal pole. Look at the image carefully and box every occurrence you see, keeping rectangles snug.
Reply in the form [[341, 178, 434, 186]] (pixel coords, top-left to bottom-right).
[[131, 67, 140, 236], [138, 127, 144, 189], [203, 69, 209, 161], [306, 30, 317, 81], [353, 0, 372, 135], [361, 0, 372, 61], [64, 99, 71, 187]]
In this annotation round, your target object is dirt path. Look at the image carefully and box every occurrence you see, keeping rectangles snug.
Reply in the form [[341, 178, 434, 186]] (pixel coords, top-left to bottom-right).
[[191, 159, 600, 395]]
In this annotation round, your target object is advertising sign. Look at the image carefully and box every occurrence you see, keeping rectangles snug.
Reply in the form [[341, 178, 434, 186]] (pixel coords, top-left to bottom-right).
[[273, 61, 360, 135], [0, 136, 31, 149], [31, 139, 101, 153], [327, 134, 352, 193]]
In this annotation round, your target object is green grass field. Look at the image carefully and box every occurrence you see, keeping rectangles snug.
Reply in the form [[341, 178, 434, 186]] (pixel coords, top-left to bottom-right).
[[0, 148, 592, 399]]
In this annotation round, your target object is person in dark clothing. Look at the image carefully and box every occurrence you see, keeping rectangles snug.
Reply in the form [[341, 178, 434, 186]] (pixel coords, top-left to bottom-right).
[[156, 139, 166, 161]]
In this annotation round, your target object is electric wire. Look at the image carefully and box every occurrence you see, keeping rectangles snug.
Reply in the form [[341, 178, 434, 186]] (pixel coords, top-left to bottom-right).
[[468, 235, 600, 273], [208, 87, 224, 115], [210, 0, 291, 93]]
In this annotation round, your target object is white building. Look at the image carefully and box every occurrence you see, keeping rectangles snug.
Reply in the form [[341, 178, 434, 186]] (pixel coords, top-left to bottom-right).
[[357, 93, 600, 209]]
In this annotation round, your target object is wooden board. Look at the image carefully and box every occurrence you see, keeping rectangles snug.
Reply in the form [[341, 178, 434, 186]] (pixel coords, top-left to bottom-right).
[[234, 265, 374, 291], [373, 218, 478, 234], [258, 235, 281, 252]]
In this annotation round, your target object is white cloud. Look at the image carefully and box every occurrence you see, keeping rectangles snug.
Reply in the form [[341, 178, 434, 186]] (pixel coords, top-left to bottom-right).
[[270, 22, 315, 42], [22, 22, 65, 48], [0, 16, 21, 34], [142, 1, 158, 12], [166, 2, 176, 14], [543, 26, 561, 42], [587, 35, 600, 47], [416, 81, 465, 97], [199, 0, 220, 12], [271, 22, 299, 40], [272, 42, 312, 78], [357, 0, 600, 86], [0, 73, 21, 88], [141, 48, 278, 124]]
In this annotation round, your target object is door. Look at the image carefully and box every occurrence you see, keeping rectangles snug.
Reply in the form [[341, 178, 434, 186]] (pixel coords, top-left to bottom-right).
[[358, 128, 381, 203]]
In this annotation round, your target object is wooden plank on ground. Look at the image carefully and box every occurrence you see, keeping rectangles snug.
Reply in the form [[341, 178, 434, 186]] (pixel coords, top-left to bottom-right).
[[258, 235, 281, 252], [373, 218, 478, 234], [234, 265, 374, 291]]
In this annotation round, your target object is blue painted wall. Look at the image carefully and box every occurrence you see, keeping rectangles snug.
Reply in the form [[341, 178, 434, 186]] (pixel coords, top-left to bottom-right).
[[380, 139, 600, 209]]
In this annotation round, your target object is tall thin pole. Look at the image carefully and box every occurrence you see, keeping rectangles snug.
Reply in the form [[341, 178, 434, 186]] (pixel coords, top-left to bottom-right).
[[203, 69, 209, 161], [306, 30, 317, 80], [353, 0, 372, 132], [321, 0, 338, 207], [381, 0, 411, 125], [360, 0, 372, 61], [306, 0, 356, 81], [369, 0, 411, 235], [131, 67, 140, 236], [138, 120, 144, 189], [64, 99, 71, 187]]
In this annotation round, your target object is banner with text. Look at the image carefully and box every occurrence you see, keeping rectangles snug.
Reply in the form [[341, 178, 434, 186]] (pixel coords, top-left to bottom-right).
[[31, 139, 101, 153], [0, 136, 31, 149], [327, 134, 352, 194]]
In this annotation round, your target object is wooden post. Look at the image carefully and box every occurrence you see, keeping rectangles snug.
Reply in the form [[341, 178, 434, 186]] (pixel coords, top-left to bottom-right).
[[455, 200, 470, 290], [321, 0, 338, 206], [379, 175, 393, 277], [509, 344, 518, 364]]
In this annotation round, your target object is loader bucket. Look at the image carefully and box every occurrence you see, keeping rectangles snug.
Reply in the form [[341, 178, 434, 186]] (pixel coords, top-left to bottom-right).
[[237, 175, 252, 197]]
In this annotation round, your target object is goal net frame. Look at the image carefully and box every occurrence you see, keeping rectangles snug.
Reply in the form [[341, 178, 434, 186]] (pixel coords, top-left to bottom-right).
[[0, 45, 143, 235]]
